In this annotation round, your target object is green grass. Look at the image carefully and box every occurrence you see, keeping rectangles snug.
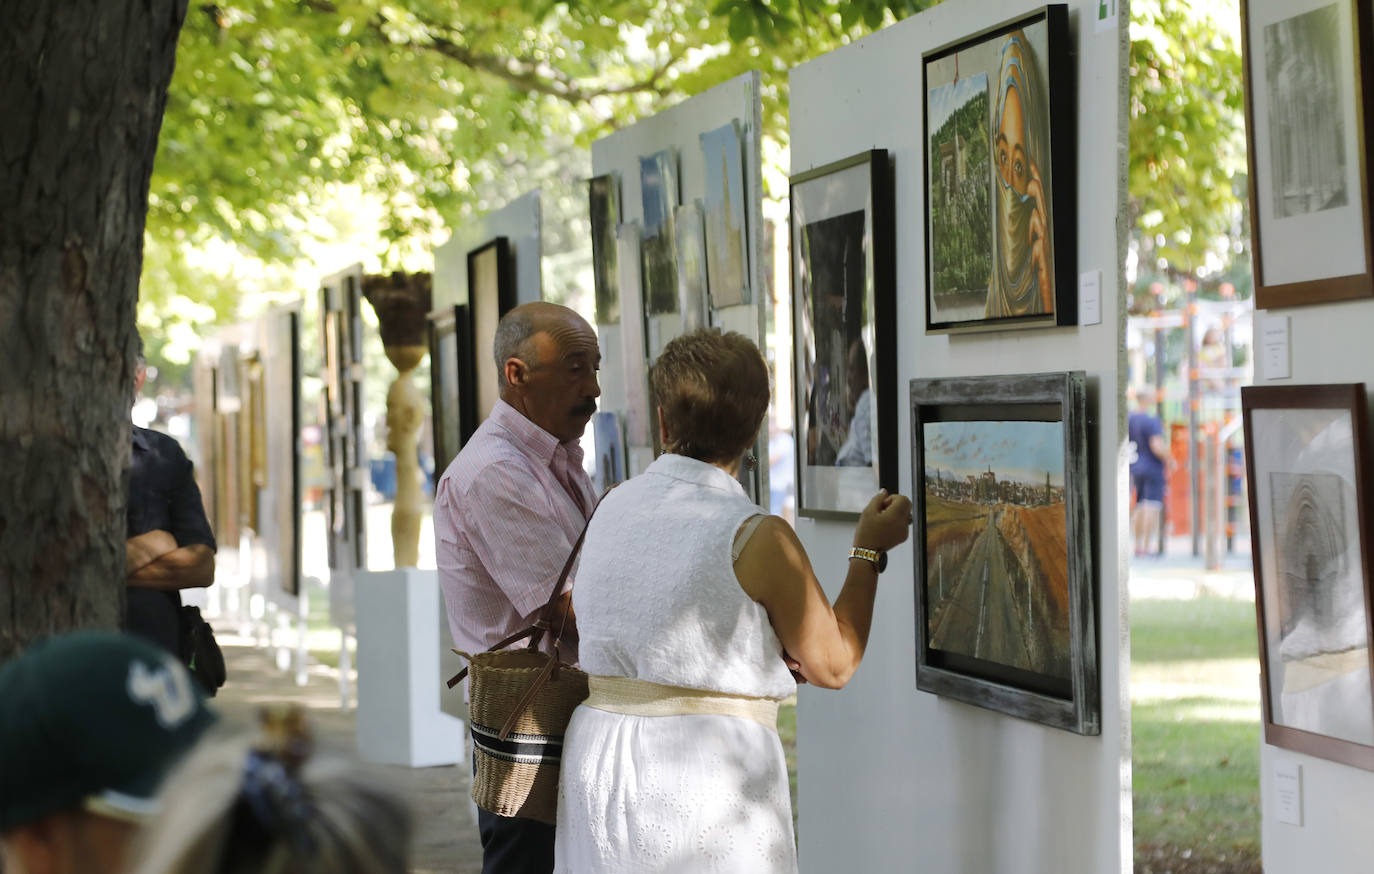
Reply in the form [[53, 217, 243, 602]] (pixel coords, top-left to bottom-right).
[[1131, 596, 1261, 867]]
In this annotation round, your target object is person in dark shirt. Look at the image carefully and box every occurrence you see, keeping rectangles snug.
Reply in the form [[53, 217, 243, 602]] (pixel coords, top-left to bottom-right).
[[1128, 388, 1168, 557], [126, 343, 216, 656]]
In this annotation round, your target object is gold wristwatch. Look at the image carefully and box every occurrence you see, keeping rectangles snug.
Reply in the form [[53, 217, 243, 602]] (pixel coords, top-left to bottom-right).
[[848, 546, 887, 573]]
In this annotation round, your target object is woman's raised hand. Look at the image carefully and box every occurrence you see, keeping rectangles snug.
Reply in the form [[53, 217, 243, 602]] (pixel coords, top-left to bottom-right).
[[853, 489, 913, 553]]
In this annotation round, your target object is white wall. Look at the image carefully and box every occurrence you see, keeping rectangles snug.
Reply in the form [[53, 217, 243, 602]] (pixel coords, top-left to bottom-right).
[[432, 190, 543, 311], [432, 191, 543, 719], [789, 2, 1129, 872], [589, 73, 769, 493], [1257, 301, 1374, 872]]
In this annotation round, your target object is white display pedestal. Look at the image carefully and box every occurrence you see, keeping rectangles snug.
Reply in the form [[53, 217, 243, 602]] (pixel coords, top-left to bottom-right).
[[355, 568, 466, 767]]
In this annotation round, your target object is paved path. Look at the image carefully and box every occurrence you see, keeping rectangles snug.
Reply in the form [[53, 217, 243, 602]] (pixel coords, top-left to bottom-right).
[[212, 642, 484, 873]]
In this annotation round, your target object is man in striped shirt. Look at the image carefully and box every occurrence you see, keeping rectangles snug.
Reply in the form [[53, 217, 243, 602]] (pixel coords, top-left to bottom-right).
[[434, 301, 599, 874]]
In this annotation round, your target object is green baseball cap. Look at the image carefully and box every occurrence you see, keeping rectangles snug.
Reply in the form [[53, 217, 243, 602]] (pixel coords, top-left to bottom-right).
[[0, 630, 217, 832]]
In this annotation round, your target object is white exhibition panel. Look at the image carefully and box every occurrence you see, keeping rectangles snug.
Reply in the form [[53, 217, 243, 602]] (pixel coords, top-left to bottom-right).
[[1257, 298, 1374, 871], [789, 3, 1128, 873], [432, 190, 543, 311], [432, 191, 543, 719], [589, 72, 769, 499]]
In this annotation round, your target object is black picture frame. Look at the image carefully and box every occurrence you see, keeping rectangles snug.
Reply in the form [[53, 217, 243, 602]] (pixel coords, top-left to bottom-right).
[[909, 371, 1098, 735], [318, 264, 366, 574], [789, 149, 897, 520], [467, 237, 517, 424], [922, 4, 1076, 333], [1242, 383, 1374, 769], [589, 173, 622, 325], [639, 149, 681, 317], [427, 304, 477, 486]]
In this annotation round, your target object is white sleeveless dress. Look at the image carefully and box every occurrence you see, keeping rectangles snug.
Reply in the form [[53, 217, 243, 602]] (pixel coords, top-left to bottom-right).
[[554, 454, 798, 873]]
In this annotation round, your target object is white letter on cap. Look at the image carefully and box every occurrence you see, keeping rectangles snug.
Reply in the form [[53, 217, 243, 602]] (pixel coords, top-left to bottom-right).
[[127, 658, 196, 729]]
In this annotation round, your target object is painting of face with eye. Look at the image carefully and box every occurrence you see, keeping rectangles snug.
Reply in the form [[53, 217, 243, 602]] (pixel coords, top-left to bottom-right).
[[923, 6, 1074, 333]]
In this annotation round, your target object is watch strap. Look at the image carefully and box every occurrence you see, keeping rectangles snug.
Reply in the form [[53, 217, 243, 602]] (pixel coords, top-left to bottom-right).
[[848, 546, 885, 572]]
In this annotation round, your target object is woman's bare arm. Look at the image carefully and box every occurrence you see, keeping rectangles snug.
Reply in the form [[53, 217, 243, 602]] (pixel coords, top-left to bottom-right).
[[735, 491, 911, 689]]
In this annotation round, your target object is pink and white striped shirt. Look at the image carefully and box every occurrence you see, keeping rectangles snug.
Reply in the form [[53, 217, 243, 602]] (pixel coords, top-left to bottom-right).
[[435, 399, 597, 667]]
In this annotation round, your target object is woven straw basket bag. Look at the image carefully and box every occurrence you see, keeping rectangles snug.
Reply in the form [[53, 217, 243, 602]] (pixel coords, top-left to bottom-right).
[[448, 494, 605, 824], [460, 648, 588, 823]]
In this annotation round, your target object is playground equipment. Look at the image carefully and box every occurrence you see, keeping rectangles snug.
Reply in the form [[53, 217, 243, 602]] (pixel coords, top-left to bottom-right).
[[1129, 289, 1253, 568]]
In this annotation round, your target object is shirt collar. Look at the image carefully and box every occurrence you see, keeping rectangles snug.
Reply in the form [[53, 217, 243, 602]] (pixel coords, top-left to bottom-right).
[[645, 453, 745, 497], [489, 399, 584, 467], [131, 426, 151, 453]]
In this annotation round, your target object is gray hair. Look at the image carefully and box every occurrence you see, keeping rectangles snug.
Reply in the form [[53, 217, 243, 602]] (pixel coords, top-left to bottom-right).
[[127, 731, 412, 874], [492, 310, 539, 391]]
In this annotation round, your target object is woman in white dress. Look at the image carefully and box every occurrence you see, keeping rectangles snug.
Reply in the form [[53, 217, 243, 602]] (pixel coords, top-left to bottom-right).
[[555, 329, 911, 872]]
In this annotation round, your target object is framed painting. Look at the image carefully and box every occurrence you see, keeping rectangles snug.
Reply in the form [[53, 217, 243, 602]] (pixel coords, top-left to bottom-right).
[[616, 222, 651, 448], [1242, 383, 1374, 769], [591, 410, 626, 493], [909, 371, 1098, 735], [427, 304, 476, 484], [789, 149, 897, 519], [589, 173, 621, 325], [922, 4, 1075, 333], [675, 199, 710, 332], [1241, 0, 1374, 308], [467, 237, 517, 423], [639, 149, 680, 316], [701, 120, 750, 308]]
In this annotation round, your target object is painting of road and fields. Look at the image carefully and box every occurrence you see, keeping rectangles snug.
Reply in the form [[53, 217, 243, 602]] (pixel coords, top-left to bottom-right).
[[922, 419, 1071, 682]]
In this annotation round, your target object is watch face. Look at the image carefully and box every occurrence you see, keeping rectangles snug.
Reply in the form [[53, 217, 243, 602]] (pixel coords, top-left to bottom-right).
[[877, 551, 888, 573]]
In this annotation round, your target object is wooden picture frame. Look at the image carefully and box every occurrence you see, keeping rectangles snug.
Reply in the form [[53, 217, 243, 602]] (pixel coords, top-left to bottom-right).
[[789, 149, 897, 519], [427, 304, 476, 484], [909, 371, 1098, 735], [467, 237, 517, 425], [922, 4, 1076, 333], [1242, 383, 1374, 769], [1241, 0, 1374, 308]]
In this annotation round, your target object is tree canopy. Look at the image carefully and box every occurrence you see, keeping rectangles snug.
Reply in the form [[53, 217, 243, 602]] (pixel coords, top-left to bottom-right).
[[1128, 0, 1248, 305], [146, 0, 1246, 363], [140, 0, 927, 369]]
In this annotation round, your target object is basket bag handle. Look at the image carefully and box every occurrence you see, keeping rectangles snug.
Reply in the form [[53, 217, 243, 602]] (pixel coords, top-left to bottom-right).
[[447, 487, 612, 738]]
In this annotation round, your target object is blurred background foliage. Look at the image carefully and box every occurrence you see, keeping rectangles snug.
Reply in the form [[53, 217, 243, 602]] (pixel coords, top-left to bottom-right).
[[143, 0, 1248, 378]]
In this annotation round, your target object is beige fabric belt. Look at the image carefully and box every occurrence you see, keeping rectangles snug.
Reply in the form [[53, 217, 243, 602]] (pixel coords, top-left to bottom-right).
[[584, 675, 781, 732]]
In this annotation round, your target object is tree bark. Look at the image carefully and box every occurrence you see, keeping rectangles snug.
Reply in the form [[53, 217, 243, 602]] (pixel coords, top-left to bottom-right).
[[0, 0, 190, 660]]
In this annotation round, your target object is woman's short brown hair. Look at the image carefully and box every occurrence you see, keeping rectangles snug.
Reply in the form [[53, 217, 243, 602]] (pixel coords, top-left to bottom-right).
[[650, 328, 770, 464]]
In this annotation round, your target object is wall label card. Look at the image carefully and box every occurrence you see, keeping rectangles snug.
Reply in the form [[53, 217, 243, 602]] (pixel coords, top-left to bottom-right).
[[1273, 760, 1302, 826]]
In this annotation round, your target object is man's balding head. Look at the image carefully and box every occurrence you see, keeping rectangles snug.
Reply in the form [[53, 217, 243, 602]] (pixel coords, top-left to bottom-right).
[[495, 302, 601, 442]]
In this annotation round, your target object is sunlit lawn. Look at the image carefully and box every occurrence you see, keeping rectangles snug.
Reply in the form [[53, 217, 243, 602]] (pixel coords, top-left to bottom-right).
[[1132, 596, 1261, 870]]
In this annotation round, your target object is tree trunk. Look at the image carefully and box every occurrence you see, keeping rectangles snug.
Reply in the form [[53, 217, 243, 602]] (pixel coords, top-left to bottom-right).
[[0, 0, 190, 661]]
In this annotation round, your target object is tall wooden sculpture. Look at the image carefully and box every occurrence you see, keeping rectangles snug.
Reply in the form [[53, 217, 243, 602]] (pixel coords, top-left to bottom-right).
[[362, 271, 432, 568]]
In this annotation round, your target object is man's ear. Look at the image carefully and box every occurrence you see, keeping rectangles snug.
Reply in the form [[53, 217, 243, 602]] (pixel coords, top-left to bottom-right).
[[502, 357, 526, 389]]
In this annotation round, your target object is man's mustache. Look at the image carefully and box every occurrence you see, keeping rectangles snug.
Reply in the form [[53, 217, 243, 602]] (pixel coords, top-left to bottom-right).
[[572, 400, 598, 417]]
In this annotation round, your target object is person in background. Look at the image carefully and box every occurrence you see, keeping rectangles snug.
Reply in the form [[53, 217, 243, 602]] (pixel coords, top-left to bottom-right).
[[126, 337, 217, 657], [1129, 388, 1169, 557], [127, 707, 410, 874], [0, 631, 216, 874], [433, 301, 600, 874], [555, 329, 911, 873], [834, 337, 873, 467]]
